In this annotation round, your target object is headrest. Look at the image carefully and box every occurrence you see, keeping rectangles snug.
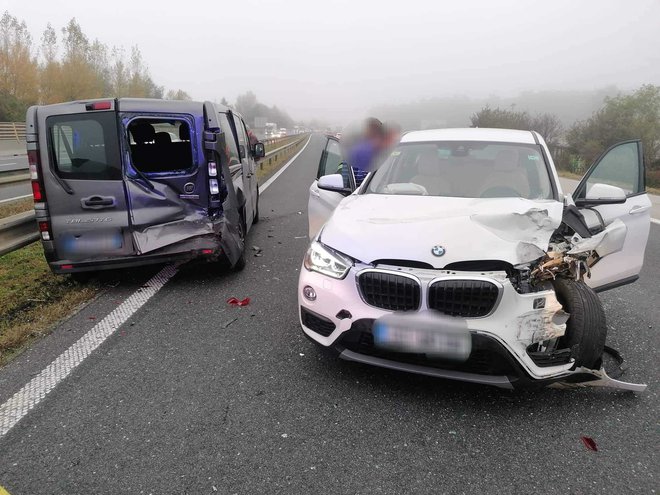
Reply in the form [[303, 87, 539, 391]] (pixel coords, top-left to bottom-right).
[[154, 132, 172, 146], [494, 149, 519, 171], [179, 124, 190, 141], [131, 122, 155, 144], [416, 148, 440, 176]]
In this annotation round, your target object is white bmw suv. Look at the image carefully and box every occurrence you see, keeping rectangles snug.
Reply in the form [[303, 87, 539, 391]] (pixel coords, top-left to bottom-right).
[[298, 128, 651, 390]]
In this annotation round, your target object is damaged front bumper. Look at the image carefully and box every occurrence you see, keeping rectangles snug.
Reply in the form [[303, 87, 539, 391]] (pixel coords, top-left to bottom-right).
[[298, 264, 646, 391]]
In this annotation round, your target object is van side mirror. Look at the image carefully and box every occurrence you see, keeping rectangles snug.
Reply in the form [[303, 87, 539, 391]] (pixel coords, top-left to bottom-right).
[[318, 173, 352, 196], [253, 142, 265, 159], [575, 183, 627, 206]]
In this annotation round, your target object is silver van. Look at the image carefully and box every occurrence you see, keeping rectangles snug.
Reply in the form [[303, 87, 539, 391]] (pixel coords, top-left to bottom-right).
[[26, 98, 264, 273]]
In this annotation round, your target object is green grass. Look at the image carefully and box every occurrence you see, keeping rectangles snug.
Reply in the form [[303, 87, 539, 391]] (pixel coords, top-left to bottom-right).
[[0, 243, 99, 365], [0, 197, 33, 218]]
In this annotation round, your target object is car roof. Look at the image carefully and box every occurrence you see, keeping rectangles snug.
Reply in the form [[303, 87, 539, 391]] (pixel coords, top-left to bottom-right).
[[400, 128, 538, 144]]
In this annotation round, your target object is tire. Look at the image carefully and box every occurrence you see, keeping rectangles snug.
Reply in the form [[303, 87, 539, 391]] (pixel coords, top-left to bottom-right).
[[253, 187, 260, 224], [552, 278, 607, 369]]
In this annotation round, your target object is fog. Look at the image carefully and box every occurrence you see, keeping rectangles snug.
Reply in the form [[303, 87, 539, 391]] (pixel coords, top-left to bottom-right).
[[6, 0, 660, 123]]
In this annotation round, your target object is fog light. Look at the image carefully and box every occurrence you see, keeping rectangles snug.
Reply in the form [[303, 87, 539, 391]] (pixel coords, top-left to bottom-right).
[[303, 285, 317, 301]]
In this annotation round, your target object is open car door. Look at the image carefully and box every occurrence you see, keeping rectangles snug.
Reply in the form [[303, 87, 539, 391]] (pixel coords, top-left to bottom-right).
[[573, 140, 651, 291], [308, 136, 355, 238]]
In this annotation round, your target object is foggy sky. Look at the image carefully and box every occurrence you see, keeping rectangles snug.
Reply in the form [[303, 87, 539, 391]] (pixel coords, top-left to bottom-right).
[[6, 0, 660, 123]]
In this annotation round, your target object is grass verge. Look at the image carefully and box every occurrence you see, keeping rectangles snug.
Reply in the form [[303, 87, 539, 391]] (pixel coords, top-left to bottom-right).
[[257, 135, 309, 181], [0, 243, 99, 366], [0, 197, 33, 218]]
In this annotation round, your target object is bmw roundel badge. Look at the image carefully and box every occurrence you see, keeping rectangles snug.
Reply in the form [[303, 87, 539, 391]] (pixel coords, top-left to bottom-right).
[[431, 245, 446, 257]]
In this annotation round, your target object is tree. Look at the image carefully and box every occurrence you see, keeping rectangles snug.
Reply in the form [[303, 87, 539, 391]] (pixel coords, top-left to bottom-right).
[[165, 89, 191, 101], [470, 105, 563, 147], [0, 12, 38, 107], [567, 85, 660, 168]]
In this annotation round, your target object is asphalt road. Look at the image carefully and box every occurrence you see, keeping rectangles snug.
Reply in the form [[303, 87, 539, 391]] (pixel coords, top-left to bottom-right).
[[0, 155, 30, 202], [0, 134, 658, 494]]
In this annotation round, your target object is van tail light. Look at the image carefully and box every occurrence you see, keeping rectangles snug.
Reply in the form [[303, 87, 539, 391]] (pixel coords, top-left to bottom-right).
[[28, 149, 46, 203], [38, 221, 52, 241], [209, 178, 220, 195], [86, 101, 112, 111], [208, 161, 217, 177]]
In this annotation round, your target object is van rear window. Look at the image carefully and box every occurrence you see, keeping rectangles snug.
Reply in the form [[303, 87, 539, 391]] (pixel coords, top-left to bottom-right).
[[47, 113, 121, 180], [127, 119, 194, 174]]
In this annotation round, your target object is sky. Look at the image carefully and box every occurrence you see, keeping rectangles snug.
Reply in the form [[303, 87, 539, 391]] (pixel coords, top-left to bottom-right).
[[5, 0, 660, 123]]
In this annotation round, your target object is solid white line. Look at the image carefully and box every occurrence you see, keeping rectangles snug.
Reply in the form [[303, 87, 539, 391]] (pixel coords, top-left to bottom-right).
[[260, 135, 312, 193], [652, 218, 660, 226], [0, 265, 178, 438], [0, 194, 31, 205]]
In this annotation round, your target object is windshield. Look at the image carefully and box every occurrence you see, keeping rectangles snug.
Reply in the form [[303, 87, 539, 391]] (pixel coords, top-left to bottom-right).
[[366, 141, 554, 199]]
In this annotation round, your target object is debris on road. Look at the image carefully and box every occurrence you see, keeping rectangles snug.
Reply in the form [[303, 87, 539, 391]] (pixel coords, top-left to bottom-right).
[[221, 318, 238, 329], [227, 297, 250, 307], [581, 436, 598, 452]]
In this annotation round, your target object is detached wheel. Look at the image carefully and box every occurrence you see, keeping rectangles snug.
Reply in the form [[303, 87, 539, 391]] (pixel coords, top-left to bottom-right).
[[552, 278, 607, 369]]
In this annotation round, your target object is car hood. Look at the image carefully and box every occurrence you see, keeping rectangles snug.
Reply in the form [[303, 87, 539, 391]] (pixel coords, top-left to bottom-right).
[[319, 194, 564, 268]]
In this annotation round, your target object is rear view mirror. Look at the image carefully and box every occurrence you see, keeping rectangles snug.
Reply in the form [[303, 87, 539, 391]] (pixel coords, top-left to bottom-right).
[[318, 173, 351, 195], [253, 142, 265, 159], [576, 183, 627, 206]]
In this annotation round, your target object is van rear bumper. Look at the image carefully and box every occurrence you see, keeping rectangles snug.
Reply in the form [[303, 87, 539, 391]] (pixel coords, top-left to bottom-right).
[[48, 235, 222, 273]]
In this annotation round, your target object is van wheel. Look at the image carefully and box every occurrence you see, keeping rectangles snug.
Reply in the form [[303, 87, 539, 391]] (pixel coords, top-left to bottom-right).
[[552, 278, 607, 369], [253, 187, 260, 224]]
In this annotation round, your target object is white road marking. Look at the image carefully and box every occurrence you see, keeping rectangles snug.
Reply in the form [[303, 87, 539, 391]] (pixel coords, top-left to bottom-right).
[[0, 194, 32, 205], [652, 218, 660, 226], [0, 265, 178, 437], [260, 135, 312, 193]]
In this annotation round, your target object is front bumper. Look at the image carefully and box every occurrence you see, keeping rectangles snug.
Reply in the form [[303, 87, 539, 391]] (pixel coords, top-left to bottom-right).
[[298, 263, 577, 388]]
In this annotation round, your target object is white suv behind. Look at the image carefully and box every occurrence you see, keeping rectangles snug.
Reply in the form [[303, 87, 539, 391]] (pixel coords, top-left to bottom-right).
[[299, 128, 651, 390]]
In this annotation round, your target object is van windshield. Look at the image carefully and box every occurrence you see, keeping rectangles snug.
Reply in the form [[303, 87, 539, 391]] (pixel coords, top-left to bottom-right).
[[366, 141, 554, 199], [47, 112, 121, 180]]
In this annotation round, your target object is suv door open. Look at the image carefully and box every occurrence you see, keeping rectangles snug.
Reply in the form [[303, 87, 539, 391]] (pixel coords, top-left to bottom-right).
[[32, 101, 135, 267], [573, 140, 651, 291], [308, 136, 355, 238]]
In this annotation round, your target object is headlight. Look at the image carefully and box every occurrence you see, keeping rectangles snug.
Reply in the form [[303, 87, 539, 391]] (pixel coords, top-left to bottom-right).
[[303, 241, 352, 279]]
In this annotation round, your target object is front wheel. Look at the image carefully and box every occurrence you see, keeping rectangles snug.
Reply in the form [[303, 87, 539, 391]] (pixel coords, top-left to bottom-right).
[[552, 278, 607, 369]]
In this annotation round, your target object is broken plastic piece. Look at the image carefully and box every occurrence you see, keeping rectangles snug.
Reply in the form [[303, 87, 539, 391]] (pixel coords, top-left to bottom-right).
[[581, 436, 598, 452], [227, 297, 250, 307]]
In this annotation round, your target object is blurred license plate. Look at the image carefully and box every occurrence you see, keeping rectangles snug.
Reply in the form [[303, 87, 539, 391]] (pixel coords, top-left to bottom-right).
[[373, 316, 471, 360]]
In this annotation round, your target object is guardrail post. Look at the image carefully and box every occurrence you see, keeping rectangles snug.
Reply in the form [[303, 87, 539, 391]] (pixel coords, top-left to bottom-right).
[[12, 122, 19, 143]]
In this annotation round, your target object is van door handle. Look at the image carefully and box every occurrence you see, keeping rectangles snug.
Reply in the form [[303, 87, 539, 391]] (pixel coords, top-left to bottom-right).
[[629, 204, 650, 215], [81, 195, 116, 210]]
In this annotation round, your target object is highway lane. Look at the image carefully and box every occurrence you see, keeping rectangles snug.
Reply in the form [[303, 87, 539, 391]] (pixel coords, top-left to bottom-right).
[[0, 133, 658, 494]]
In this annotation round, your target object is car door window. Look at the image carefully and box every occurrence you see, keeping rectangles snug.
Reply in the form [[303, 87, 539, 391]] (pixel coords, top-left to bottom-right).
[[318, 139, 343, 178], [581, 141, 643, 197], [232, 115, 248, 160], [218, 113, 240, 166]]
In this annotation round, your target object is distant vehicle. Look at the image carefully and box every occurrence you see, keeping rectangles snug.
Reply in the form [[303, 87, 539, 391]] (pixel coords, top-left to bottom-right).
[[299, 128, 651, 390], [265, 122, 278, 139], [26, 98, 265, 274], [279, 128, 287, 137]]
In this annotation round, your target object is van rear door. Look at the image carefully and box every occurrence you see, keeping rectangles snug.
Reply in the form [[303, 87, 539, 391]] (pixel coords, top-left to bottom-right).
[[38, 100, 135, 264], [117, 102, 212, 255]]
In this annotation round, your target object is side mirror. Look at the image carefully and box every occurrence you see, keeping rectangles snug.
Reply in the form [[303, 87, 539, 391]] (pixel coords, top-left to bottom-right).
[[576, 183, 627, 206], [253, 142, 265, 159], [318, 173, 352, 195]]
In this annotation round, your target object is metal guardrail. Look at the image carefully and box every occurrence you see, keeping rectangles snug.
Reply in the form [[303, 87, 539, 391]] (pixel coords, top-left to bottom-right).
[[0, 122, 26, 142], [0, 210, 39, 256]]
